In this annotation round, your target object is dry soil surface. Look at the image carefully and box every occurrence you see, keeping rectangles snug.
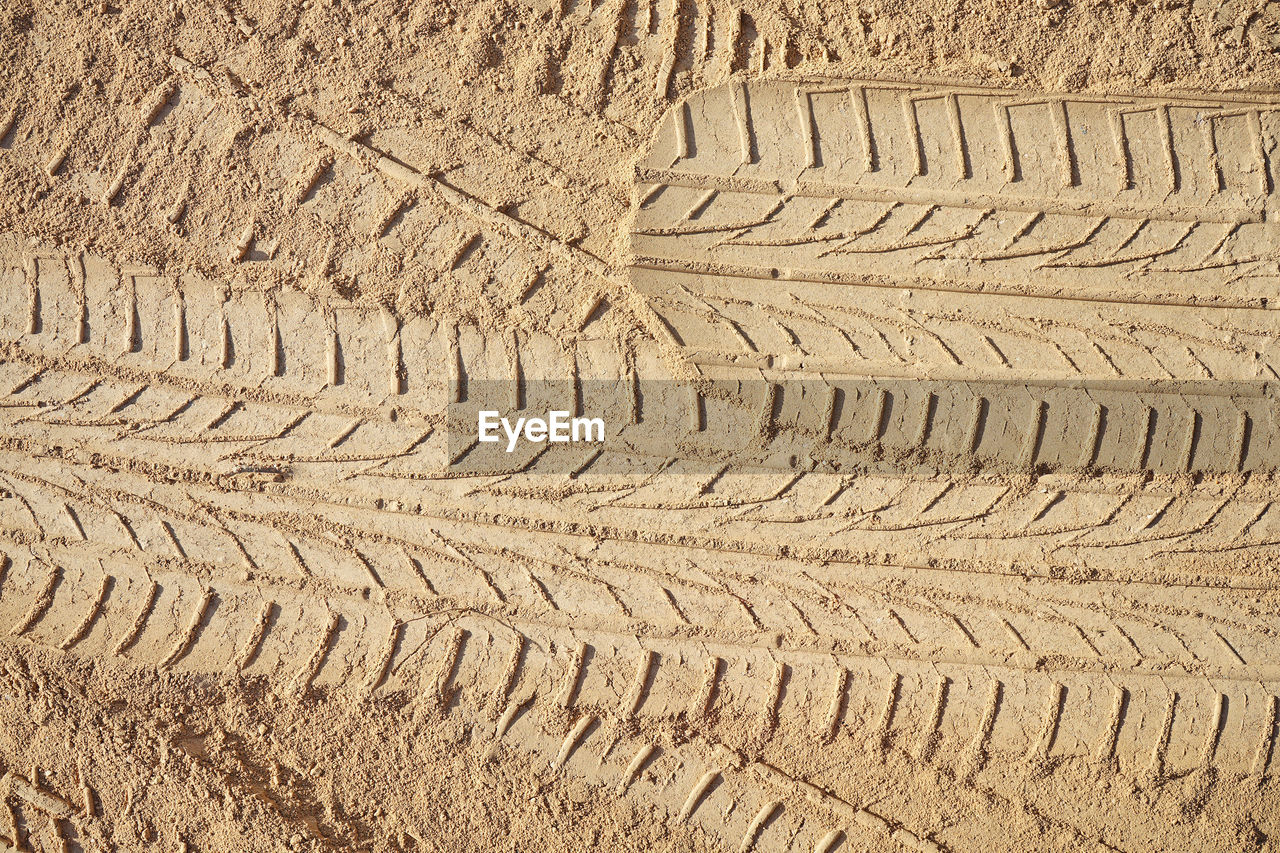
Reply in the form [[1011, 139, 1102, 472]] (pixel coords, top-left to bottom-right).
[[2, 1, 1280, 851]]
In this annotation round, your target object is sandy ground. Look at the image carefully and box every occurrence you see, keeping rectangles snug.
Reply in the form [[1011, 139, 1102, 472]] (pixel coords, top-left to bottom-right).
[[2, 1, 1280, 851]]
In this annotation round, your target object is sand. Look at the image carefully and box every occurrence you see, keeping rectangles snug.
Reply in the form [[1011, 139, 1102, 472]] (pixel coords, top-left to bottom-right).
[[1, 1, 1279, 851]]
